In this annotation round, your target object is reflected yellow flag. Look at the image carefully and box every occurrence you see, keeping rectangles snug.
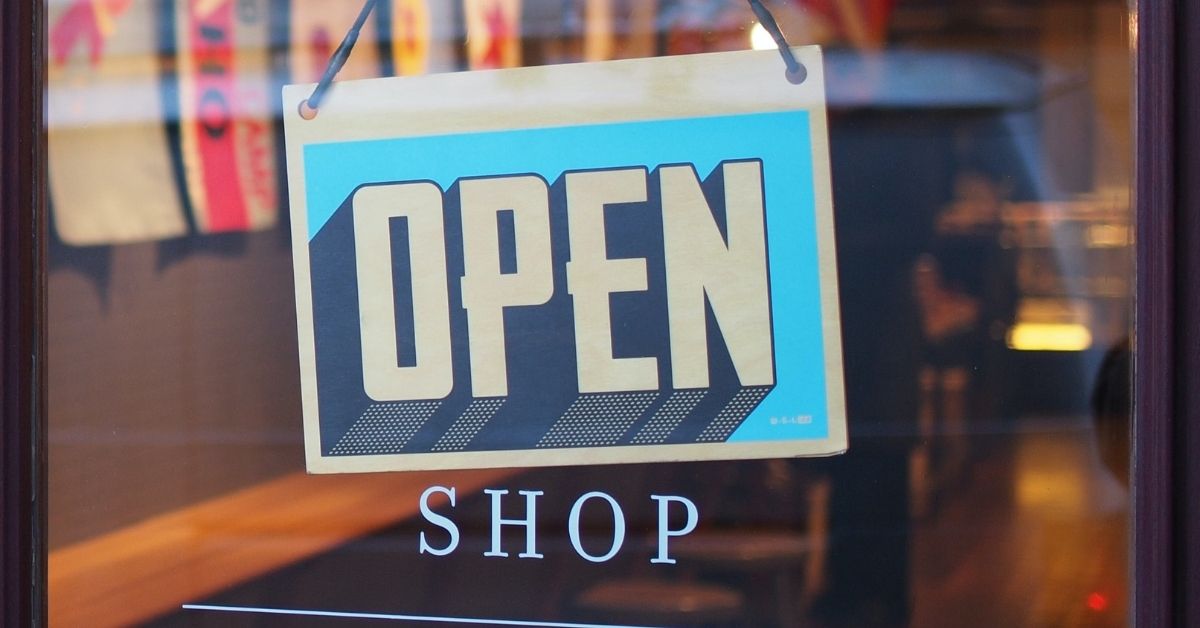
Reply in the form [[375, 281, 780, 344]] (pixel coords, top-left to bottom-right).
[[290, 0, 384, 83], [465, 0, 522, 69], [390, 0, 430, 75]]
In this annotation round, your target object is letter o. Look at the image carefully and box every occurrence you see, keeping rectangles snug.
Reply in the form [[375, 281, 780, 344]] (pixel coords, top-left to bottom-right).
[[568, 491, 626, 563]]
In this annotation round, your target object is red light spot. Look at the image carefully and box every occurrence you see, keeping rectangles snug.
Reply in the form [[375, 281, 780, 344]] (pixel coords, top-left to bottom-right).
[[1087, 592, 1109, 612]]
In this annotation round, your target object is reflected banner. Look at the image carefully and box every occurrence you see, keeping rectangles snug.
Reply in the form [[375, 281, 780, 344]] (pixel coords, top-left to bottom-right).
[[284, 48, 847, 473]]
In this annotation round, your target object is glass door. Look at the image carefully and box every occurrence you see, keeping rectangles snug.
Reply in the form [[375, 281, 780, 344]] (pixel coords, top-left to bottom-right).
[[25, 0, 1161, 626]]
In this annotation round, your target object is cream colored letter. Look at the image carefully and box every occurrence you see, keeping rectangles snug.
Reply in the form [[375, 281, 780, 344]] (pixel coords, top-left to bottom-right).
[[354, 182, 454, 401], [660, 161, 774, 388], [459, 176, 554, 397], [565, 169, 658, 393]]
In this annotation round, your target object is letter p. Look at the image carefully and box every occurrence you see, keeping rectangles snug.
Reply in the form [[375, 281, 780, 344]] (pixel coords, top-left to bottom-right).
[[651, 494, 699, 564]]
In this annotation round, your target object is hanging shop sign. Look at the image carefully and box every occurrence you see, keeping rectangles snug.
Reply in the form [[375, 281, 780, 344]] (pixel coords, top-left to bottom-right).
[[48, 0, 189, 245], [284, 48, 847, 473], [173, 0, 278, 233]]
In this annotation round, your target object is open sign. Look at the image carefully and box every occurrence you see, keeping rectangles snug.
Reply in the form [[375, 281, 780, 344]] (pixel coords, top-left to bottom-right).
[[285, 48, 847, 473], [350, 161, 773, 400]]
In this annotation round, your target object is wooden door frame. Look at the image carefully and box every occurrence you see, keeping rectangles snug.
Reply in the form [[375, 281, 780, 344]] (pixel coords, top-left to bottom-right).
[[0, 0, 45, 625], [1133, 0, 1200, 625], [1, 0, 1195, 625]]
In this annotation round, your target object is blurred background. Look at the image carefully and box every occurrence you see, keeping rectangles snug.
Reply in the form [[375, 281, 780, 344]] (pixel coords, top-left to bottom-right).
[[46, 0, 1133, 626]]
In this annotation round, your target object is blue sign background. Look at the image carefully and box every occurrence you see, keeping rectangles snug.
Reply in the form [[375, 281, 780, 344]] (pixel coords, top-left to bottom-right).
[[303, 110, 830, 443]]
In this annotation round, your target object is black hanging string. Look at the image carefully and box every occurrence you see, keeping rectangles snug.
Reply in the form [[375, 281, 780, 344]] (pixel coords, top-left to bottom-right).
[[746, 0, 807, 83], [301, 0, 803, 119], [300, 0, 380, 119]]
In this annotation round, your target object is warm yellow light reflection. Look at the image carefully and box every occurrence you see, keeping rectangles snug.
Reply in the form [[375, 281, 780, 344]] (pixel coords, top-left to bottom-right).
[[1007, 323, 1094, 352], [750, 23, 776, 51], [1086, 223, 1130, 248]]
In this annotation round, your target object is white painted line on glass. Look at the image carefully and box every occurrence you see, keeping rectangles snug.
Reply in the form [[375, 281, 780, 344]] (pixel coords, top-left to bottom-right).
[[181, 604, 662, 628]]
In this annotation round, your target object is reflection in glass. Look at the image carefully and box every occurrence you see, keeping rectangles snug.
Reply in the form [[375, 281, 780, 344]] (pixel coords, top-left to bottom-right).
[[47, 1, 1132, 626]]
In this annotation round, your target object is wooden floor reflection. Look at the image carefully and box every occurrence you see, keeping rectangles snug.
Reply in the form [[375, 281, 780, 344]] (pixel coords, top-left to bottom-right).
[[910, 419, 1129, 628]]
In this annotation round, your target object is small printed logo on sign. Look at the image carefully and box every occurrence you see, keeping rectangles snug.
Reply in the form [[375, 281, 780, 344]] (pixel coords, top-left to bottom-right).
[[285, 48, 847, 472]]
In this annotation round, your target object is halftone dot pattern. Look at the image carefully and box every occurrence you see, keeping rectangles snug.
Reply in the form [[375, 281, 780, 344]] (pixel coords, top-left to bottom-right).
[[696, 387, 771, 442], [330, 401, 442, 455], [631, 389, 708, 444], [431, 398, 506, 452], [536, 392, 658, 448]]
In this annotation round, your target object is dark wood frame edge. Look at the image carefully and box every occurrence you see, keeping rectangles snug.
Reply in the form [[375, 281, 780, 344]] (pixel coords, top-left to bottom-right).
[[1131, 0, 1200, 626], [1172, 0, 1200, 624], [1, 0, 46, 625]]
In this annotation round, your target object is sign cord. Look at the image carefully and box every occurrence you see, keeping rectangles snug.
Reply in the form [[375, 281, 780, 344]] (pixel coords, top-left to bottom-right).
[[302, 0, 804, 119], [746, 0, 807, 83], [301, 0, 381, 118]]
